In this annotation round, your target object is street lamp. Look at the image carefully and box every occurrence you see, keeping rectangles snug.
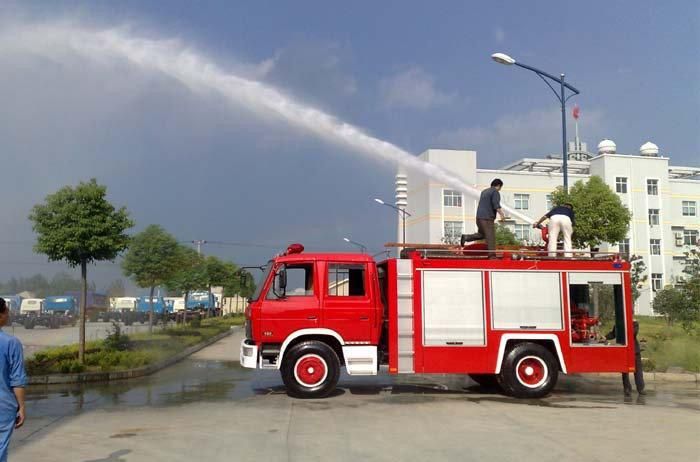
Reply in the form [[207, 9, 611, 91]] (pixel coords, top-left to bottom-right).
[[343, 237, 367, 253], [374, 198, 412, 245], [491, 52, 580, 191]]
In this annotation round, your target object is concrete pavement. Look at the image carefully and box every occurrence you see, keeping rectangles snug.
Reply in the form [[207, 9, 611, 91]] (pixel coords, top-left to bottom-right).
[[13, 330, 700, 462]]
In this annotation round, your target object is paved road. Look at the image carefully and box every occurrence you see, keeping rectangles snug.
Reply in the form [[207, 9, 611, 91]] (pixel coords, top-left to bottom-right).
[[9, 322, 154, 358], [13, 329, 700, 462]]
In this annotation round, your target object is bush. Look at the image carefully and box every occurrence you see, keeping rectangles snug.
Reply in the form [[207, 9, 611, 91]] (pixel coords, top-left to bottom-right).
[[189, 318, 201, 328], [57, 359, 85, 374], [103, 321, 130, 351]]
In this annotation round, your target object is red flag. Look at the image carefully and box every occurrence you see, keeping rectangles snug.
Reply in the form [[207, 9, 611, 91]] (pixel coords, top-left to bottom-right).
[[572, 104, 580, 120]]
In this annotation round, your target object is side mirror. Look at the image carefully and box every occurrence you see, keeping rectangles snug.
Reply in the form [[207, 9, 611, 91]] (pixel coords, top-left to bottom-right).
[[279, 267, 287, 291]]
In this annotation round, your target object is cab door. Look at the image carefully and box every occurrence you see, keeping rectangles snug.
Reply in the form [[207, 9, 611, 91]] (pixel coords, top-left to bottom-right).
[[322, 262, 374, 342], [260, 262, 319, 341]]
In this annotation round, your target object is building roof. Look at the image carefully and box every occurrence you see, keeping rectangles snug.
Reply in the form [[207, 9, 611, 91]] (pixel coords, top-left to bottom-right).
[[499, 158, 591, 174], [497, 155, 699, 181], [668, 165, 700, 179]]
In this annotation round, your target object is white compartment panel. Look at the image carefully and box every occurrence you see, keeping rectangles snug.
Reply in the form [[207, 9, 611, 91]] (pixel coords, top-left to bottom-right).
[[422, 271, 484, 346], [491, 272, 563, 330]]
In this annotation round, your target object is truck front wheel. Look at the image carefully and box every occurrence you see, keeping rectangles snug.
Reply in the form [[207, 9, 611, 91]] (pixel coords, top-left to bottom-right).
[[497, 343, 558, 399], [281, 341, 340, 399]]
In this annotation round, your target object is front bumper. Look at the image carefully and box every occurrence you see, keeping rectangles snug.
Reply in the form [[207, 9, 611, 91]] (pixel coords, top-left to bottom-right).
[[239, 339, 259, 369]]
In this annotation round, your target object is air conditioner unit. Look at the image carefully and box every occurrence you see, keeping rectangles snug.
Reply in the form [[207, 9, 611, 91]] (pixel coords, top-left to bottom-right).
[[674, 232, 683, 247]]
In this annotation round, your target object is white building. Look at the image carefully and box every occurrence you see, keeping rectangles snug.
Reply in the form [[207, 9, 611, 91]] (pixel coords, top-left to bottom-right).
[[397, 140, 700, 315]]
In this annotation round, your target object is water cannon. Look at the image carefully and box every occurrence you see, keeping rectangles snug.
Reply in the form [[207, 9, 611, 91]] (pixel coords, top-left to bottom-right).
[[284, 243, 305, 256]]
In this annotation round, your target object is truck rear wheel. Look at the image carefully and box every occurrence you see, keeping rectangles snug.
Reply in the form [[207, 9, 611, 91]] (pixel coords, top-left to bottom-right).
[[281, 341, 340, 399], [497, 343, 558, 399]]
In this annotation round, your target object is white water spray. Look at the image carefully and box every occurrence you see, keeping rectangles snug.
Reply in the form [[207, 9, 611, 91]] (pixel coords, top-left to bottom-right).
[[3, 22, 533, 224]]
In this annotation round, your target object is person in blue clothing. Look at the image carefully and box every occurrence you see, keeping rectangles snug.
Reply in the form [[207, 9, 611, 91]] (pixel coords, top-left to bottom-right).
[[0, 297, 27, 462]]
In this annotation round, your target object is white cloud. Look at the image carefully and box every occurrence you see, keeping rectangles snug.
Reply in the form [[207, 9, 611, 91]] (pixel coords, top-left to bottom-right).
[[379, 67, 453, 110], [435, 107, 605, 166]]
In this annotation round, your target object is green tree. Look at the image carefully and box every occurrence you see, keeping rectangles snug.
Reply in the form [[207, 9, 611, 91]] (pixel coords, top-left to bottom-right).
[[495, 224, 520, 246], [165, 247, 208, 312], [29, 179, 133, 362], [681, 245, 700, 310], [653, 286, 687, 327], [122, 225, 181, 332], [550, 176, 632, 250], [630, 255, 648, 304]]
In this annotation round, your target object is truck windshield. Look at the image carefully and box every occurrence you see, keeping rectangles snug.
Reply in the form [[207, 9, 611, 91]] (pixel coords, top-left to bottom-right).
[[249, 261, 273, 302]]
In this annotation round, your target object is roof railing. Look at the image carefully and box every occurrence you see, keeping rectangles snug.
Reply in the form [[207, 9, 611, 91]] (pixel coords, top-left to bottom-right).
[[384, 243, 623, 261]]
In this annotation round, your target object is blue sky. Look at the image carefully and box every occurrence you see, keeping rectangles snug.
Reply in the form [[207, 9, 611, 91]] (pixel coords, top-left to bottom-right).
[[0, 1, 698, 292]]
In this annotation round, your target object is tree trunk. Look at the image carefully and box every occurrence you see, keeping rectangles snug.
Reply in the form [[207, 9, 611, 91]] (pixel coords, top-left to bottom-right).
[[148, 286, 155, 334], [183, 290, 190, 325], [79, 259, 87, 363]]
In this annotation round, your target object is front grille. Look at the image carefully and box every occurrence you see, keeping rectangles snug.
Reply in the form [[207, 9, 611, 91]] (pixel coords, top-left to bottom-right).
[[245, 319, 252, 339]]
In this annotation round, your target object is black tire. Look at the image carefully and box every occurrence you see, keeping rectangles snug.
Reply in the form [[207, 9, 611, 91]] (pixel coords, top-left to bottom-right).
[[280, 341, 340, 399], [468, 374, 501, 390], [497, 343, 558, 399]]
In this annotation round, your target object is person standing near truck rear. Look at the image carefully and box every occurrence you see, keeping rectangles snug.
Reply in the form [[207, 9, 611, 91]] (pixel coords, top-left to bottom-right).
[[0, 297, 26, 462], [533, 203, 576, 257], [460, 179, 506, 257]]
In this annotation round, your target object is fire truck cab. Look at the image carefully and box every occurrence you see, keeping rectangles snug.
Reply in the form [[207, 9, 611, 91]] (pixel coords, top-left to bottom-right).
[[241, 244, 635, 399]]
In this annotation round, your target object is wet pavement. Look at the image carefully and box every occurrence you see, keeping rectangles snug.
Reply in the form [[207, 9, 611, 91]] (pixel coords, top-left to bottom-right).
[[13, 330, 700, 462]]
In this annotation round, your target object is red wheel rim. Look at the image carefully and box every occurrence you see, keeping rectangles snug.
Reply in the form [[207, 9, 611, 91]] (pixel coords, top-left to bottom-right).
[[515, 356, 548, 389], [294, 354, 328, 388]]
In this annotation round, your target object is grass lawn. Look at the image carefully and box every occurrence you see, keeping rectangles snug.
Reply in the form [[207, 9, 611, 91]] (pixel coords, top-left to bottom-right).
[[26, 314, 245, 375], [635, 316, 700, 372]]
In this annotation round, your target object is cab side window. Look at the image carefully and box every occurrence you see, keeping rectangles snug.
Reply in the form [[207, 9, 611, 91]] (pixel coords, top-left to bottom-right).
[[328, 264, 366, 297], [267, 264, 314, 299]]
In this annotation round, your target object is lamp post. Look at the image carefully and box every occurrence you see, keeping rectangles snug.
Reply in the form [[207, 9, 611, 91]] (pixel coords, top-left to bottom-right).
[[343, 237, 367, 253], [491, 52, 580, 191], [374, 198, 412, 245]]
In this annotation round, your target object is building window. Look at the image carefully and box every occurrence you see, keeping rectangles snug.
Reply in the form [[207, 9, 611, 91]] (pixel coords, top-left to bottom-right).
[[684, 230, 699, 246], [646, 179, 658, 195], [545, 194, 553, 210], [615, 177, 628, 194], [649, 239, 661, 255], [648, 209, 660, 226], [682, 201, 697, 216], [514, 224, 530, 242], [443, 221, 463, 240], [618, 238, 630, 257], [651, 273, 663, 292], [514, 194, 530, 210], [443, 190, 463, 207]]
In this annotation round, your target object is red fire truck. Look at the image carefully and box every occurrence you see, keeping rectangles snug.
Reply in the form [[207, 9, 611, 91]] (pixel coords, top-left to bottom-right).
[[240, 243, 635, 399]]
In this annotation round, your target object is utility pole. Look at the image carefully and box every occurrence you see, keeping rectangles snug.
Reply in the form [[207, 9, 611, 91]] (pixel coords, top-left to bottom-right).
[[192, 240, 207, 255]]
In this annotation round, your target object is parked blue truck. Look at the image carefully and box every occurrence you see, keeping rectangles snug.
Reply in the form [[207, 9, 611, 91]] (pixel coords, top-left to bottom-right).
[[186, 292, 217, 311], [44, 296, 78, 315], [14, 295, 76, 329]]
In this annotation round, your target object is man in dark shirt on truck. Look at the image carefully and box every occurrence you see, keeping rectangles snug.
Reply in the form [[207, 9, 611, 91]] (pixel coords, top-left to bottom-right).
[[460, 179, 505, 257], [533, 203, 575, 257]]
